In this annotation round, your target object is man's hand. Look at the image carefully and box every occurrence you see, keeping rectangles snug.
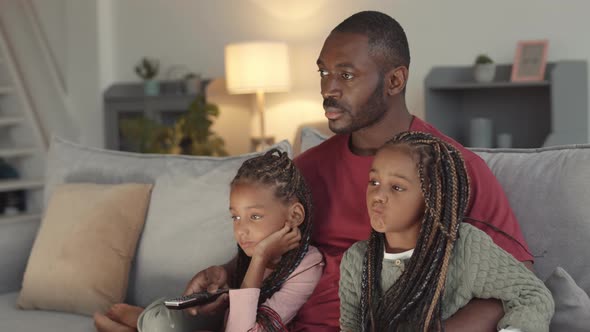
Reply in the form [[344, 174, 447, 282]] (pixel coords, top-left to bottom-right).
[[253, 225, 301, 264], [444, 298, 503, 332], [182, 265, 230, 316]]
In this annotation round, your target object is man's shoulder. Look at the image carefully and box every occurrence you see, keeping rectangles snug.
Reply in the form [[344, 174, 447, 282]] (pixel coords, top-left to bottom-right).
[[416, 119, 530, 261], [413, 117, 489, 174], [419, 120, 507, 197]]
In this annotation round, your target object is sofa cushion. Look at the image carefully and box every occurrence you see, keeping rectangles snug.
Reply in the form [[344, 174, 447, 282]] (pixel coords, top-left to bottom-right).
[[45, 137, 292, 305], [130, 172, 237, 307], [299, 126, 329, 155], [299, 127, 590, 294], [17, 183, 153, 316], [544, 267, 590, 331], [0, 292, 94, 332]]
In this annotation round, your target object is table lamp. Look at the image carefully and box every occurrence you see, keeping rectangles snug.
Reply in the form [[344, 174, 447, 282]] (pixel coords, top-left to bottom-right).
[[225, 41, 290, 151]]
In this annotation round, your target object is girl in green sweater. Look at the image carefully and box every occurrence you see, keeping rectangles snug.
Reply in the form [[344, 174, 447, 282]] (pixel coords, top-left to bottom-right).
[[339, 131, 554, 332]]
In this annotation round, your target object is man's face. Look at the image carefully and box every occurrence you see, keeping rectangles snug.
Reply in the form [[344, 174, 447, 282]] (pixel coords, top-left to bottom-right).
[[317, 32, 388, 134]]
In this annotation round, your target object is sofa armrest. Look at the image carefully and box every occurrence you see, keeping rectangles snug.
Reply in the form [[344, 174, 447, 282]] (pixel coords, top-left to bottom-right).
[[0, 218, 39, 294]]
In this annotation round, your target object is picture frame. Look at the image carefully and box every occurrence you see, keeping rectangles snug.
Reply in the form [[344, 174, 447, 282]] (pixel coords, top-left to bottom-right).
[[511, 40, 549, 82]]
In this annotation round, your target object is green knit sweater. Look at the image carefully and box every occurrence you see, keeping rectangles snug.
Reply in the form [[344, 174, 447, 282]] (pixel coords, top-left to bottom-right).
[[339, 223, 554, 332]]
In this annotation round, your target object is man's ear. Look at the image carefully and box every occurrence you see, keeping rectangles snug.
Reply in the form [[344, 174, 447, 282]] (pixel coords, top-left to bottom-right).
[[286, 202, 305, 228], [385, 66, 409, 96]]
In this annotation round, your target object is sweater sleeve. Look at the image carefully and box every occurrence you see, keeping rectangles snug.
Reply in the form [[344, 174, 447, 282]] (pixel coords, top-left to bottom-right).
[[458, 224, 554, 332], [339, 241, 366, 331], [224, 246, 324, 332]]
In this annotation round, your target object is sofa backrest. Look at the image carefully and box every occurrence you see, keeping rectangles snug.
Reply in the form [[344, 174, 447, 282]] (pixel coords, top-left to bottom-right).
[[300, 127, 590, 294], [45, 137, 293, 306], [472, 145, 590, 294]]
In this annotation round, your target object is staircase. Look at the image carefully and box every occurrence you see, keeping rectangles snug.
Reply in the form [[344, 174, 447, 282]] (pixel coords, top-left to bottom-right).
[[0, 19, 47, 225]]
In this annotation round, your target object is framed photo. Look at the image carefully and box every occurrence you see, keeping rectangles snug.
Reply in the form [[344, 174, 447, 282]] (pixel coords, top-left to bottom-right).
[[511, 40, 549, 82]]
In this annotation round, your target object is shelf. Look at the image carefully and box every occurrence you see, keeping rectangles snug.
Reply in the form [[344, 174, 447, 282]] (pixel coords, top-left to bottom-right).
[[0, 86, 14, 94], [424, 61, 588, 148], [0, 148, 37, 158], [0, 212, 41, 224], [0, 116, 22, 127], [429, 80, 550, 90], [0, 179, 44, 192]]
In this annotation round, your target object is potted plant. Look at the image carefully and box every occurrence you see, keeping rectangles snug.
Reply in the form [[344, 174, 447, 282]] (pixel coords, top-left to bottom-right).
[[473, 54, 496, 83], [119, 117, 170, 153], [119, 96, 227, 156], [169, 96, 228, 156], [184, 73, 202, 95], [135, 57, 160, 96]]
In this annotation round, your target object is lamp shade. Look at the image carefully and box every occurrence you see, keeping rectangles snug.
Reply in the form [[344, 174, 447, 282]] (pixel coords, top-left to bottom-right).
[[225, 41, 291, 94]]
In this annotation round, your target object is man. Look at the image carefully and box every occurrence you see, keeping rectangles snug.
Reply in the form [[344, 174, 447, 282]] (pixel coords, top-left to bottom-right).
[[185, 10, 532, 332], [289, 11, 533, 331]]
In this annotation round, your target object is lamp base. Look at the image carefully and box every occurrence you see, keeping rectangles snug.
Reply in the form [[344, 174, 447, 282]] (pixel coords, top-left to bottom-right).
[[250, 137, 275, 152]]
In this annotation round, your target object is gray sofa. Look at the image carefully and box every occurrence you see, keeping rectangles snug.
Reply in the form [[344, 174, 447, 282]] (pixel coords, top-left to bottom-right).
[[1, 129, 590, 331]]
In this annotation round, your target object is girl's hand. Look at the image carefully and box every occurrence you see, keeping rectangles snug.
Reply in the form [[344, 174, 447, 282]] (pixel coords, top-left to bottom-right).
[[240, 226, 300, 289], [253, 225, 301, 264]]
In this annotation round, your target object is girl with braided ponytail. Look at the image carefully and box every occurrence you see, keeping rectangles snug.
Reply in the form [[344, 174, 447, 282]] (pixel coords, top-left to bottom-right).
[[339, 132, 553, 332], [223, 148, 323, 331], [98, 149, 323, 332]]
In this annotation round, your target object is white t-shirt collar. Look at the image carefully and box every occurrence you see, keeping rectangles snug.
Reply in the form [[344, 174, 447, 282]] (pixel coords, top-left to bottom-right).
[[383, 248, 414, 260]]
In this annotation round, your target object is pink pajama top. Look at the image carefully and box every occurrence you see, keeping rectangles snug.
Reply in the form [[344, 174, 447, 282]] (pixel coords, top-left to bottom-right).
[[225, 246, 324, 331]]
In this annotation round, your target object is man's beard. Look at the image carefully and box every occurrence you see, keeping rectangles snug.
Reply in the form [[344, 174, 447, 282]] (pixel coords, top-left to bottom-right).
[[324, 79, 388, 135]]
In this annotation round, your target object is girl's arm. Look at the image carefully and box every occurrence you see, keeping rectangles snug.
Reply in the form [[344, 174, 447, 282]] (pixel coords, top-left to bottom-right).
[[339, 242, 365, 331], [240, 225, 301, 290], [225, 246, 324, 332], [459, 224, 554, 332], [240, 255, 268, 289]]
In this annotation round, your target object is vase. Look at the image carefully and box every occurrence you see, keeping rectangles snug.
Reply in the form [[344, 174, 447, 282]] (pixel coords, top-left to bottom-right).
[[144, 80, 160, 96], [469, 117, 493, 148], [497, 133, 513, 148], [473, 64, 496, 83], [185, 76, 202, 95]]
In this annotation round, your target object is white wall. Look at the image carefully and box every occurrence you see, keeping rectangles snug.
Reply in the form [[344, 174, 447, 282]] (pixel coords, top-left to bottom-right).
[[0, 0, 79, 143], [33, 0, 590, 152], [63, 0, 103, 147], [31, 0, 67, 90], [110, 0, 386, 153]]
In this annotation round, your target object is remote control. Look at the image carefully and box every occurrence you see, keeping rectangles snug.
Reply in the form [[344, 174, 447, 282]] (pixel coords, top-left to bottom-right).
[[164, 288, 229, 310]]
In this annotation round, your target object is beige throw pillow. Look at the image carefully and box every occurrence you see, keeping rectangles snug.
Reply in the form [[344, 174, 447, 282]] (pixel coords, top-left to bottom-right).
[[17, 183, 153, 316]]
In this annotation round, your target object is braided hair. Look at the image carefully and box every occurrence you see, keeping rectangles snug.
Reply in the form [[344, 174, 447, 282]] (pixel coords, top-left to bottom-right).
[[230, 148, 313, 331], [360, 131, 471, 331]]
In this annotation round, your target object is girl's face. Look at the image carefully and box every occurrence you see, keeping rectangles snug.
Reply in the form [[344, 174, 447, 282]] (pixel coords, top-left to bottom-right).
[[367, 145, 425, 235], [230, 182, 290, 257]]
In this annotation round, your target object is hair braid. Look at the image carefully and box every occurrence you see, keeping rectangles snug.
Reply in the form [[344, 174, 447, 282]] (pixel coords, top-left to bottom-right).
[[231, 148, 313, 331], [360, 131, 471, 331], [360, 230, 384, 331]]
